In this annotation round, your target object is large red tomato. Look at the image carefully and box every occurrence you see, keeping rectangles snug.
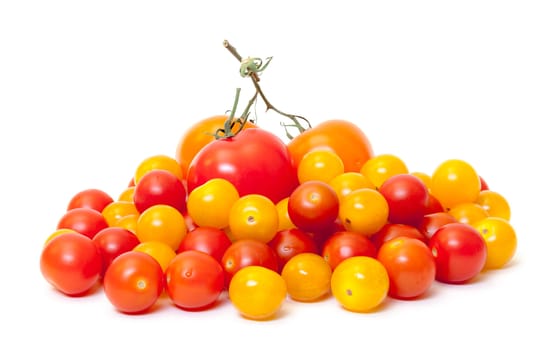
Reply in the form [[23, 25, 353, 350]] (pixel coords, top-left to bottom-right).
[[187, 128, 298, 204], [287, 119, 374, 173]]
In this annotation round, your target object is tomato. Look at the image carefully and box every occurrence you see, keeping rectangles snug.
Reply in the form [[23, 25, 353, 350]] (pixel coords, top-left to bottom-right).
[[101, 201, 139, 227], [92, 227, 140, 276], [135, 204, 187, 251], [479, 175, 489, 191], [322, 231, 377, 270], [297, 148, 345, 184], [281, 253, 332, 302], [228, 194, 279, 243], [165, 250, 225, 310], [186, 178, 240, 229], [118, 186, 135, 202], [448, 202, 488, 225], [134, 154, 183, 185], [57, 207, 109, 239], [430, 159, 481, 210], [329, 171, 375, 202], [228, 265, 287, 320], [428, 223, 487, 283], [418, 212, 458, 240], [268, 228, 318, 271], [103, 251, 164, 314], [377, 237, 436, 299], [275, 197, 295, 231], [338, 188, 389, 236], [288, 180, 340, 234], [330, 256, 389, 313], [177, 226, 232, 262], [187, 128, 298, 204], [40, 233, 102, 296], [371, 223, 427, 250], [424, 193, 444, 214], [472, 217, 517, 270], [133, 169, 187, 214], [221, 239, 279, 287], [44, 228, 77, 245], [475, 190, 511, 220], [67, 188, 114, 213], [287, 119, 374, 173], [175, 115, 257, 177], [360, 154, 409, 189], [133, 241, 177, 272], [379, 173, 429, 227]]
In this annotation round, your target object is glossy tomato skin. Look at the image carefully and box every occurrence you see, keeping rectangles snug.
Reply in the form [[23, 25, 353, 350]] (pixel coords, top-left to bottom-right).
[[187, 128, 298, 204], [371, 223, 427, 251], [92, 227, 140, 277], [133, 169, 187, 213], [287, 119, 374, 173], [379, 174, 429, 227], [40, 233, 103, 296], [287, 180, 339, 233], [177, 226, 232, 262], [428, 223, 487, 283], [165, 250, 225, 310], [268, 228, 318, 272], [418, 212, 458, 240], [322, 231, 377, 270], [67, 188, 114, 213], [57, 207, 109, 239]]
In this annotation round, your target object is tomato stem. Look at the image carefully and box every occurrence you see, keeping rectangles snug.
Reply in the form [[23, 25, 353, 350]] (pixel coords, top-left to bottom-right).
[[223, 40, 311, 139], [214, 88, 257, 139]]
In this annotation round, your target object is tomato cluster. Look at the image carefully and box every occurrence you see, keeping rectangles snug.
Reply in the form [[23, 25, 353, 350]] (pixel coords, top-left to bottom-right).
[[40, 115, 517, 319]]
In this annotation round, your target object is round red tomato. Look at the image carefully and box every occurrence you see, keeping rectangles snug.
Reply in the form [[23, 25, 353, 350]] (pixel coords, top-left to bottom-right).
[[371, 223, 427, 250], [428, 223, 487, 283], [177, 226, 232, 262], [268, 228, 318, 271], [187, 128, 298, 204], [133, 169, 187, 213], [165, 250, 225, 310], [288, 180, 339, 234], [92, 227, 140, 276], [322, 231, 377, 270], [67, 188, 114, 213], [379, 173, 429, 226], [377, 237, 436, 299], [418, 212, 457, 240], [103, 251, 164, 314], [221, 239, 279, 287], [57, 207, 108, 239], [40, 233, 102, 296]]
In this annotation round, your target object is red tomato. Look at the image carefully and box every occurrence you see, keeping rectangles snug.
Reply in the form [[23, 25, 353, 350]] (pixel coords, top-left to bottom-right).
[[287, 119, 374, 173], [165, 250, 225, 310], [67, 188, 114, 213], [418, 212, 458, 240], [479, 175, 489, 191], [177, 226, 232, 262], [92, 227, 140, 276], [133, 169, 187, 213], [287, 180, 339, 234], [57, 207, 108, 239], [187, 128, 298, 204], [103, 251, 164, 314], [322, 231, 377, 270], [221, 239, 279, 287], [424, 193, 444, 214], [379, 174, 429, 226], [377, 237, 436, 299], [40, 233, 102, 296], [371, 223, 427, 250], [428, 223, 487, 283], [268, 228, 318, 271]]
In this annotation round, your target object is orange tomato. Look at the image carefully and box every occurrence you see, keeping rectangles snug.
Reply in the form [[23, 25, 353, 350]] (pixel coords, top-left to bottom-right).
[[175, 115, 257, 177], [287, 119, 374, 173]]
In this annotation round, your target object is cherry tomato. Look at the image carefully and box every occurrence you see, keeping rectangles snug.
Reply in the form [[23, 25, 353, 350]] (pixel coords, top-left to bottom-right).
[[134, 154, 183, 185], [475, 190, 511, 220], [228, 194, 279, 243], [288, 180, 339, 234], [221, 239, 279, 287], [410, 171, 432, 189], [322, 231, 377, 270], [175, 115, 257, 177], [186, 178, 240, 229], [40, 233, 102, 296], [297, 148, 345, 184], [430, 159, 481, 210], [133, 241, 177, 272], [287, 119, 374, 173], [118, 186, 135, 202], [379, 173, 429, 226], [472, 217, 517, 270], [177, 226, 232, 262], [133, 169, 187, 213], [428, 223, 487, 283], [371, 223, 427, 250], [338, 188, 389, 236], [329, 171, 375, 202], [187, 128, 298, 204], [360, 154, 408, 189], [281, 252, 332, 302], [268, 228, 318, 271], [44, 228, 77, 245], [275, 197, 295, 231], [424, 193, 444, 214], [330, 256, 389, 313], [165, 250, 225, 310], [417, 212, 458, 240], [103, 251, 164, 314], [92, 227, 140, 276], [479, 175, 489, 191], [101, 201, 139, 227], [377, 237, 436, 299], [228, 265, 287, 320], [57, 207, 108, 239], [135, 204, 187, 251], [448, 202, 488, 225], [67, 188, 114, 213]]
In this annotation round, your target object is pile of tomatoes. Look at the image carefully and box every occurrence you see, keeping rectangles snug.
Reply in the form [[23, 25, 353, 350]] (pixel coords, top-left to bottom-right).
[[39, 115, 517, 320]]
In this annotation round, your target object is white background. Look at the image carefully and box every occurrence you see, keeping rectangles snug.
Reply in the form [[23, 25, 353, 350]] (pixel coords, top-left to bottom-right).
[[1, 1, 552, 349]]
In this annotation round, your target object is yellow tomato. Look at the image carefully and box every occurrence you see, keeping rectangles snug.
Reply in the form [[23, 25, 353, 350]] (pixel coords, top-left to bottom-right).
[[136, 204, 187, 251], [228, 194, 279, 243], [339, 188, 389, 236], [448, 202, 489, 226], [44, 228, 78, 245], [281, 253, 332, 302], [276, 197, 295, 231], [430, 159, 480, 209], [410, 171, 432, 190], [113, 214, 138, 234], [134, 154, 183, 184], [186, 178, 240, 229], [133, 241, 177, 272], [473, 217, 517, 270], [329, 172, 375, 202], [360, 154, 408, 189], [297, 148, 345, 184], [476, 190, 511, 221], [102, 201, 139, 227], [118, 186, 135, 202]]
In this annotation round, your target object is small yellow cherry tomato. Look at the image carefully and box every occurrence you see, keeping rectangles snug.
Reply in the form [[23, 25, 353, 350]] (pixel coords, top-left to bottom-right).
[[297, 148, 345, 184], [276, 197, 295, 231], [118, 186, 135, 202], [476, 190, 511, 221], [133, 241, 177, 272], [448, 202, 489, 226], [44, 228, 78, 245], [136, 204, 187, 251], [134, 154, 183, 184], [229, 194, 279, 243], [329, 172, 375, 202], [410, 171, 432, 190], [186, 178, 240, 229], [473, 217, 517, 270], [281, 253, 332, 302], [430, 159, 480, 210], [360, 154, 408, 189], [102, 201, 139, 227], [339, 188, 389, 236], [113, 214, 138, 234]]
